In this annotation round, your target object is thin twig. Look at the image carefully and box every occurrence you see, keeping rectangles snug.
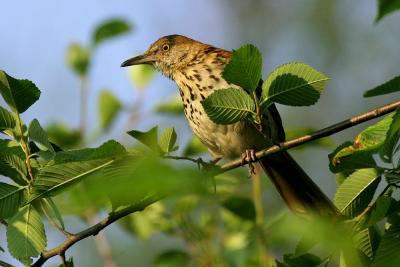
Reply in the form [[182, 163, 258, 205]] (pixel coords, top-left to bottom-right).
[[0, 260, 15, 267], [221, 99, 400, 172], [0, 218, 8, 227], [32, 195, 159, 267]]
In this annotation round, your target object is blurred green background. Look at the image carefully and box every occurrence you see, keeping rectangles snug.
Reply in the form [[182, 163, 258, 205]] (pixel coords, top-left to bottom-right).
[[1, 0, 400, 266]]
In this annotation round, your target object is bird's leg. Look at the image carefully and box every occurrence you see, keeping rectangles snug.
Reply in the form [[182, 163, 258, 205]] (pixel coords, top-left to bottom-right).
[[195, 156, 222, 171], [241, 149, 257, 176]]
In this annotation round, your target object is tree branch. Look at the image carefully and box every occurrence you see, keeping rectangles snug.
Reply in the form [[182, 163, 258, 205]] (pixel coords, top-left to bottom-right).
[[32, 195, 159, 267], [221, 99, 400, 172]]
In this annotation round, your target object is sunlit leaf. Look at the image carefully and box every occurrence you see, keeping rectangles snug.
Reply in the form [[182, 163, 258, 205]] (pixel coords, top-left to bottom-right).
[[66, 43, 90, 76], [375, 0, 400, 22], [92, 18, 131, 46], [0, 140, 27, 185], [0, 70, 41, 113], [0, 106, 16, 130], [7, 205, 47, 260], [373, 215, 400, 266], [127, 126, 160, 153], [28, 119, 55, 154], [334, 168, 381, 217], [357, 196, 391, 229], [98, 90, 122, 131], [159, 127, 178, 154], [364, 75, 400, 97], [42, 198, 65, 230], [128, 64, 156, 89], [201, 88, 255, 124], [353, 226, 380, 260], [0, 182, 25, 219], [222, 44, 262, 92], [261, 63, 329, 109]]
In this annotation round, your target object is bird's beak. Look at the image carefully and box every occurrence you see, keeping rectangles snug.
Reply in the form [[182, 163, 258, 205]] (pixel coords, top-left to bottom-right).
[[120, 54, 156, 67]]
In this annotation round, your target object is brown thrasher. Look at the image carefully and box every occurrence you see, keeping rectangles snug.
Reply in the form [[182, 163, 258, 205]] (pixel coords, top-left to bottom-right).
[[121, 35, 338, 216]]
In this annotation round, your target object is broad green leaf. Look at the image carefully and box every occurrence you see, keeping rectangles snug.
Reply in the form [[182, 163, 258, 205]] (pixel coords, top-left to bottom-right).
[[159, 127, 178, 154], [28, 119, 55, 154], [329, 142, 377, 173], [66, 43, 90, 76], [357, 195, 391, 229], [222, 44, 262, 92], [154, 250, 191, 267], [379, 109, 400, 163], [28, 140, 126, 202], [183, 136, 207, 156], [334, 168, 381, 217], [201, 88, 255, 124], [92, 18, 131, 46], [7, 205, 47, 260], [384, 172, 400, 184], [155, 96, 183, 115], [0, 183, 25, 218], [98, 90, 122, 130], [127, 126, 160, 152], [222, 196, 256, 221], [0, 70, 41, 113], [128, 64, 155, 89], [373, 216, 400, 266], [261, 63, 329, 108], [353, 227, 380, 260], [0, 106, 16, 130], [0, 140, 27, 185], [364, 75, 400, 97], [42, 198, 65, 230], [46, 123, 81, 149], [375, 0, 400, 22]]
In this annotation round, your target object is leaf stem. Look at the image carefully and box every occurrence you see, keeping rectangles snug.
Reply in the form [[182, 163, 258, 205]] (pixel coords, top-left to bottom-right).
[[16, 113, 34, 184]]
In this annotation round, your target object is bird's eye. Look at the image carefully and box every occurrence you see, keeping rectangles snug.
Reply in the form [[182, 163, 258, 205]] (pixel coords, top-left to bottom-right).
[[162, 44, 170, 51]]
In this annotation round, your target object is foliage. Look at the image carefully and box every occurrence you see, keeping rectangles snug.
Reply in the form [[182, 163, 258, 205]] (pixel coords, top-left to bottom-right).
[[375, 0, 400, 22]]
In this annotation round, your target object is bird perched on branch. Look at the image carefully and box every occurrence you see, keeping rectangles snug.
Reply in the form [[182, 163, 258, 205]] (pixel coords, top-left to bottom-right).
[[121, 34, 338, 216]]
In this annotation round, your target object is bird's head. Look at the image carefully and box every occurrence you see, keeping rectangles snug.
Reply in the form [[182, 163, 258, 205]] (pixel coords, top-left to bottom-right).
[[121, 35, 204, 78]]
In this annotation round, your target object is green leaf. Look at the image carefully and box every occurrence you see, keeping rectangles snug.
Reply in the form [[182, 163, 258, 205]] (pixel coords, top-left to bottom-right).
[[373, 215, 400, 266], [380, 109, 400, 163], [66, 43, 90, 76], [375, 0, 400, 22], [28, 140, 126, 202], [43, 198, 65, 230], [329, 142, 377, 173], [159, 127, 178, 154], [358, 196, 392, 229], [364, 75, 400, 97], [334, 168, 381, 217], [128, 64, 156, 89], [222, 44, 262, 92], [353, 226, 380, 260], [261, 63, 329, 108], [0, 140, 28, 185], [0, 183, 25, 219], [6, 205, 47, 260], [98, 90, 122, 131], [384, 172, 400, 184], [154, 250, 190, 267], [92, 18, 131, 46], [155, 96, 183, 115], [0, 106, 16, 130], [183, 136, 207, 156], [46, 123, 81, 149], [0, 70, 41, 113], [59, 257, 74, 267], [201, 88, 255, 124], [28, 119, 55, 154], [222, 196, 256, 221], [127, 126, 160, 152]]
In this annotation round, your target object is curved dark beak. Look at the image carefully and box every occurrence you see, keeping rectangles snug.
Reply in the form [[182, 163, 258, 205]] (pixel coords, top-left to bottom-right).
[[120, 54, 155, 67]]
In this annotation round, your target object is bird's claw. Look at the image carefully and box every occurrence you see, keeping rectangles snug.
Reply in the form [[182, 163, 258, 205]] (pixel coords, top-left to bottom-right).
[[241, 149, 257, 177], [196, 157, 222, 172]]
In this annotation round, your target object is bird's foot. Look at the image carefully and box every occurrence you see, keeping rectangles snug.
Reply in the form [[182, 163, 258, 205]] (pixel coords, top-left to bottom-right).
[[241, 149, 257, 176], [196, 157, 222, 172]]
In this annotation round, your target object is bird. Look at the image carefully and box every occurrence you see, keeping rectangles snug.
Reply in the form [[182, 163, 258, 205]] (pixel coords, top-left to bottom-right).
[[121, 34, 338, 216]]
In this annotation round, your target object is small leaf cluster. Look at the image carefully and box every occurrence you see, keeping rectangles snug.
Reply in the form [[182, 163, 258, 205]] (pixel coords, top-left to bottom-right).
[[327, 77, 400, 266], [201, 44, 330, 127]]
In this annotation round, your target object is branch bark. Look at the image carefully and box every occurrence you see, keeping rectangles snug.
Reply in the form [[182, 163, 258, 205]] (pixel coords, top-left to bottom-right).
[[32, 196, 159, 267], [221, 99, 400, 172], [31, 99, 400, 266]]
